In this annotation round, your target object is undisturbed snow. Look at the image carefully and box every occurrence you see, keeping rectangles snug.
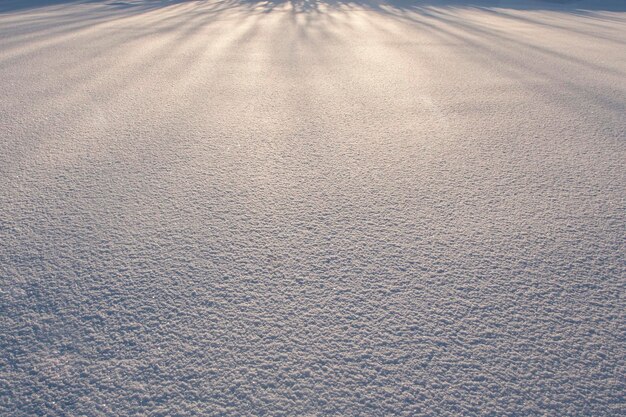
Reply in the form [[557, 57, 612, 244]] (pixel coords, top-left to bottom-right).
[[1, 0, 625, 415]]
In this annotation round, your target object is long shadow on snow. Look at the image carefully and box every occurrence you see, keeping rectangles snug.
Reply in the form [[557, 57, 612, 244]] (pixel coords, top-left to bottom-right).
[[2, 0, 626, 13]]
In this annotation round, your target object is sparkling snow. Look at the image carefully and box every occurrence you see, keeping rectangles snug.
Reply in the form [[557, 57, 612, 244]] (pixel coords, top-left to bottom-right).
[[1, 0, 625, 415]]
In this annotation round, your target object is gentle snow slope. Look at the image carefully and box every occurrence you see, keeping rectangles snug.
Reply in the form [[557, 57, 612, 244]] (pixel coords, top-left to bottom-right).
[[1, 0, 625, 416]]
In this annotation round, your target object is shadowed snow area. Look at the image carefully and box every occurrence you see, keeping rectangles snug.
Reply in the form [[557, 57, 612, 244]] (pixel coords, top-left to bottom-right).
[[1, 0, 625, 415]]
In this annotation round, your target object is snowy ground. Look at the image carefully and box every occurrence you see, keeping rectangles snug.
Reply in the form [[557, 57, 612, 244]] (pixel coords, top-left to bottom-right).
[[1, 0, 625, 415]]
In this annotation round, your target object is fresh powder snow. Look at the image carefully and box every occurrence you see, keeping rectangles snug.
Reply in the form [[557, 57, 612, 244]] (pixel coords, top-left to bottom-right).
[[1, 0, 624, 415]]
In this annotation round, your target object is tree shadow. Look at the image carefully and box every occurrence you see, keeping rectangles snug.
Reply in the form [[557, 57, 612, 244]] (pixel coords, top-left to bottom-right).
[[1, 0, 623, 125], [1, 0, 625, 14], [243, 0, 626, 13], [0, 0, 184, 14]]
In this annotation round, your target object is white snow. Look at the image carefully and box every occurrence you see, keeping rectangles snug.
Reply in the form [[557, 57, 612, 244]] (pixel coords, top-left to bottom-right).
[[1, 0, 625, 415]]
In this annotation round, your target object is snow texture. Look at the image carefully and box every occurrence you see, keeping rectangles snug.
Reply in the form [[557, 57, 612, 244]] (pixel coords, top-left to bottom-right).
[[1, 0, 625, 415]]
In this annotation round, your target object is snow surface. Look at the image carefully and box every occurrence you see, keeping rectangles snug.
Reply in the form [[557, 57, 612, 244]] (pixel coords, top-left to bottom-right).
[[1, 0, 625, 415]]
